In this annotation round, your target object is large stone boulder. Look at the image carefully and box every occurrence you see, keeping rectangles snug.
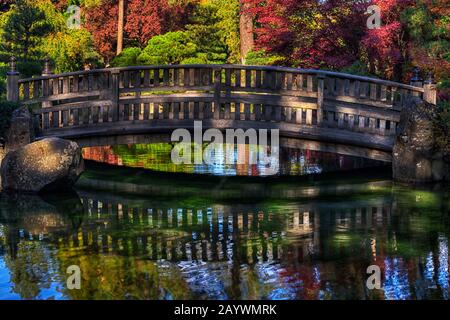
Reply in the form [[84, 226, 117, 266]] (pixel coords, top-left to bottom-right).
[[393, 97, 450, 183], [1, 138, 85, 193]]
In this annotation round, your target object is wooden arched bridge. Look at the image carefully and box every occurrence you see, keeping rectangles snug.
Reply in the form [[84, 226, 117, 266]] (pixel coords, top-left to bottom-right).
[[6, 62, 437, 162]]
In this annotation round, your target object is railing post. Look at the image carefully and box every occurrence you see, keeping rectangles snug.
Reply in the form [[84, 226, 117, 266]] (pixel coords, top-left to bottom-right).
[[317, 74, 325, 126], [111, 70, 120, 122], [423, 72, 437, 105], [214, 67, 221, 119], [6, 57, 19, 102], [41, 58, 53, 108], [410, 67, 423, 88]]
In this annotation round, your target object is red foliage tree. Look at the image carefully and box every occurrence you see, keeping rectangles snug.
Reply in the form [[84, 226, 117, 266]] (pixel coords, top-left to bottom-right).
[[360, 0, 412, 80], [83, 0, 189, 63], [242, 0, 367, 70]]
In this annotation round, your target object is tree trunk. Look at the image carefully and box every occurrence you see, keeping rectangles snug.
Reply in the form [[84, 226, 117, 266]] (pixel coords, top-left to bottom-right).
[[117, 0, 125, 55], [239, 1, 254, 64]]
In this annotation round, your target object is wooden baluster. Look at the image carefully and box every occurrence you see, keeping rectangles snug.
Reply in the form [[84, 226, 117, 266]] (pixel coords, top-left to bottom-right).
[[254, 104, 261, 121], [88, 73, 94, 91], [275, 106, 282, 122], [344, 79, 350, 96], [235, 69, 241, 88], [151, 103, 158, 120], [358, 115, 365, 131], [286, 73, 293, 91], [174, 102, 181, 121], [245, 69, 252, 89], [337, 79, 345, 96], [213, 69, 221, 119], [163, 69, 170, 86], [52, 111, 59, 128], [110, 70, 120, 122], [337, 113, 344, 128], [317, 75, 325, 126], [369, 118, 376, 132], [390, 87, 397, 106], [264, 104, 272, 121], [379, 119, 386, 134], [307, 75, 314, 92], [360, 82, 368, 98], [63, 77, 70, 94], [380, 85, 387, 102], [295, 107, 303, 124], [23, 82, 30, 100], [42, 78, 49, 98], [43, 112, 50, 129], [299, 74, 305, 91], [235, 102, 241, 120], [72, 109, 79, 126], [144, 70, 150, 87], [164, 102, 170, 119], [348, 114, 355, 130], [143, 103, 150, 120], [370, 83, 377, 100], [33, 80, 40, 100], [306, 109, 313, 125], [154, 69, 160, 87], [134, 103, 140, 120], [244, 103, 250, 121], [72, 75, 79, 93], [348, 80, 355, 97], [255, 70, 262, 88], [225, 68, 232, 90], [285, 107, 292, 123], [389, 121, 397, 135]]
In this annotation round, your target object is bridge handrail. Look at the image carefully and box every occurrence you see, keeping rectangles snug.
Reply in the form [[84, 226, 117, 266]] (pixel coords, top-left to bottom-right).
[[16, 64, 425, 93]]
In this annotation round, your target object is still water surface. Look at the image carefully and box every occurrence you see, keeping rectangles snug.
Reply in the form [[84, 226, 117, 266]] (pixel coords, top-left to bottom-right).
[[0, 163, 449, 300]]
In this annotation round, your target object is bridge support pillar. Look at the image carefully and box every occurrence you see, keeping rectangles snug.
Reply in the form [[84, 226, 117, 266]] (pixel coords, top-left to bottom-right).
[[6, 57, 19, 103]]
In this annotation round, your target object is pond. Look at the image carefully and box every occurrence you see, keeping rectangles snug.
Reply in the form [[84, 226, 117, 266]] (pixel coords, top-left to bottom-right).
[[0, 144, 449, 300]]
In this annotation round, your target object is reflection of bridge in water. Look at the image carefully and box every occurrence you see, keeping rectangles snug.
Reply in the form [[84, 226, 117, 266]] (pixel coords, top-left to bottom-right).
[[1, 186, 449, 300], [15, 192, 395, 265]]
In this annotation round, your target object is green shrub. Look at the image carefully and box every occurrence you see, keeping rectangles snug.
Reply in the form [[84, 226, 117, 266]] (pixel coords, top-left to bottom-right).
[[245, 50, 285, 66], [111, 47, 142, 67]]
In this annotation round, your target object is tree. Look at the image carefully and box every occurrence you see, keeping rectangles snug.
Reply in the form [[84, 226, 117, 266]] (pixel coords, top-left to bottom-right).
[[117, 0, 125, 55], [360, 0, 412, 81], [242, 0, 367, 69], [401, 0, 450, 84], [135, 3, 228, 65], [43, 29, 101, 72], [210, 0, 241, 63], [0, 0, 53, 60], [239, 0, 253, 63], [137, 31, 198, 65], [84, 0, 189, 62]]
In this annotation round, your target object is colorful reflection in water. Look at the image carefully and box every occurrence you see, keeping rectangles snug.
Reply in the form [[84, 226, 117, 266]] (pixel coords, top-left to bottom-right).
[[82, 144, 385, 176], [0, 170, 449, 300]]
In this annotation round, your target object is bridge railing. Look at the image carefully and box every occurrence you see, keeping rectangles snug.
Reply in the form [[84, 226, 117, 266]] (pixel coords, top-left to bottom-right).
[[6, 60, 436, 139]]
